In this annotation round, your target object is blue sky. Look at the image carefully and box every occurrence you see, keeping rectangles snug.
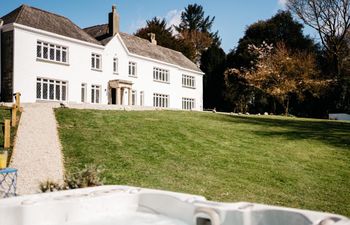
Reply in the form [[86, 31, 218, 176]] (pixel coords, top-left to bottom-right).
[[0, 0, 317, 52]]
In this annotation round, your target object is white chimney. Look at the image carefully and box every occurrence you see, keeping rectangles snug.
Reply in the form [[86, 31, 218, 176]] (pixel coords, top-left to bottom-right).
[[0, 19, 3, 27], [148, 33, 157, 45], [109, 5, 120, 35]]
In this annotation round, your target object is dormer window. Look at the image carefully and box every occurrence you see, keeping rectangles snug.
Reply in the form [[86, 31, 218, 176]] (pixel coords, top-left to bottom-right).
[[91, 53, 102, 70]]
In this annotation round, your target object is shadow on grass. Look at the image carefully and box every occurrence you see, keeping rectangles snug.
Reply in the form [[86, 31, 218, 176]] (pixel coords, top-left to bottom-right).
[[215, 114, 350, 150]]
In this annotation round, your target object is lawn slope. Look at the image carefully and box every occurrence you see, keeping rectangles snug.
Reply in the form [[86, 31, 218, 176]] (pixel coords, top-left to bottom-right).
[[55, 109, 350, 216]]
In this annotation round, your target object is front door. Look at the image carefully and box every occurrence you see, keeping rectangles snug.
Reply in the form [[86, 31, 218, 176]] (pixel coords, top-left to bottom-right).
[[111, 88, 116, 105]]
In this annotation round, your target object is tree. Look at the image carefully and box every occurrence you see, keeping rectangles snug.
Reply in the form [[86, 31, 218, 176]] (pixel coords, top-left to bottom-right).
[[287, 0, 350, 76], [135, 17, 195, 60], [227, 42, 328, 115], [200, 44, 227, 110], [227, 11, 317, 70], [175, 4, 219, 63]]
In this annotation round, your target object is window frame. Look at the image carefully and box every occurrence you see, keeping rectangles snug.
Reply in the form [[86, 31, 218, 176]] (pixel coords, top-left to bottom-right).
[[91, 84, 101, 104], [81, 83, 87, 103], [113, 57, 119, 74], [182, 74, 196, 88], [153, 93, 169, 108], [36, 40, 69, 65], [153, 67, 170, 83], [36, 77, 68, 102], [91, 53, 102, 71], [128, 61, 137, 77], [182, 97, 195, 110]]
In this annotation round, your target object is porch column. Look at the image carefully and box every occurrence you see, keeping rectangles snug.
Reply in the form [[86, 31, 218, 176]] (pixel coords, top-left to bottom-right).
[[116, 87, 121, 105], [128, 88, 132, 106]]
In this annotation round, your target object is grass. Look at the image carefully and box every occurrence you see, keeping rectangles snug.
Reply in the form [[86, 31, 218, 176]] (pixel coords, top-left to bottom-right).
[[0, 106, 21, 164], [55, 109, 350, 216]]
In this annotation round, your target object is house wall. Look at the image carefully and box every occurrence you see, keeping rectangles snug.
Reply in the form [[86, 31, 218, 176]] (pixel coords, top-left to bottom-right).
[[12, 25, 203, 110]]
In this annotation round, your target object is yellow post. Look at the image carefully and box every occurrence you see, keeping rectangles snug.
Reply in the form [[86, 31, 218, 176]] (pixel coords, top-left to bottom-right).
[[11, 104, 17, 127], [15, 92, 21, 108], [4, 120, 11, 149]]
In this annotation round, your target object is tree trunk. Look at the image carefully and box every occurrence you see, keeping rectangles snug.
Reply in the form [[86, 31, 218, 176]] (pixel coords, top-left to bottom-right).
[[284, 97, 290, 116]]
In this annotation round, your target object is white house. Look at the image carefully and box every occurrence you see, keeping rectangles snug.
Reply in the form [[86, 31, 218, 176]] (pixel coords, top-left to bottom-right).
[[0, 5, 204, 110]]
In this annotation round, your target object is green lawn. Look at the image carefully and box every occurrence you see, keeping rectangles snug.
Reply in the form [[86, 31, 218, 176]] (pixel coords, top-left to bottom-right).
[[55, 109, 350, 216]]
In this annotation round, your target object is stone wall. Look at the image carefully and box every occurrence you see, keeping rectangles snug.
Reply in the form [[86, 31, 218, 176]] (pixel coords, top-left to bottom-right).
[[1, 30, 14, 102]]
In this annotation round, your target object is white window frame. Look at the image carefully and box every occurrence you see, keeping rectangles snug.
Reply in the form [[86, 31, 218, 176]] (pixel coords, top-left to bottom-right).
[[128, 61, 137, 77], [36, 77, 68, 101], [153, 93, 169, 108], [81, 83, 87, 103], [153, 67, 170, 83], [182, 75, 196, 88], [140, 91, 144, 106], [182, 98, 195, 110], [113, 58, 119, 74], [91, 85, 101, 104], [132, 90, 137, 106], [37, 40, 68, 64], [91, 53, 102, 70]]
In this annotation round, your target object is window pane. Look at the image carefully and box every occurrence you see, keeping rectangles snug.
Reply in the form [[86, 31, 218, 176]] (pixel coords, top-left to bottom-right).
[[62, 86, 66, 101], [49, 83, 54, 100], [91, 87, 95, 103], [56, 49, 61, 62], [36, 81, 41, 99], [96, 88, 100, 103], [50, 45, 55, 60], [37, 44, 42, 58], [96, 58, 100, 69], [43, 46, 48, 59], [55, 84, 60, 100], [62, 51, 67, 62], [43, 83, 48, 99], [91, 57, 95, 68]]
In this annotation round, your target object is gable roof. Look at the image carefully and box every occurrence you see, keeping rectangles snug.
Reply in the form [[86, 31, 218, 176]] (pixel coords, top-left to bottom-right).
[[84, 24, 202, 73], [0, 4, 100, 45]]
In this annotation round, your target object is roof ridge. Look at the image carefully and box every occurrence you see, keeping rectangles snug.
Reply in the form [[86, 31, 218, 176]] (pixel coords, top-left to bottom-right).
[[84, 23, 108, 30], [27, 5, 73, 22], [15, 4, 27, 23], [121, 32, 185, 55]]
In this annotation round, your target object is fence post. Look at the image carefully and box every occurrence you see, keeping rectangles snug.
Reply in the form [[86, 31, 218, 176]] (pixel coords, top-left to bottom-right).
[[4, 120, 11, 149], [15, 92, 20, 108], [11, 104, 17, 127]]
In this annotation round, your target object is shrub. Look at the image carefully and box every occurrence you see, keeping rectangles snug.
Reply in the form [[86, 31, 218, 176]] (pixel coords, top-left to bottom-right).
[[39, 164, 104, 192]]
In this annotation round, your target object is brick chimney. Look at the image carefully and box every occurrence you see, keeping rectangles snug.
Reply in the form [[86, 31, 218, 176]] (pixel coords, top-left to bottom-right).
[[148, 33, 157, 45], [109, 5, 119, 35]]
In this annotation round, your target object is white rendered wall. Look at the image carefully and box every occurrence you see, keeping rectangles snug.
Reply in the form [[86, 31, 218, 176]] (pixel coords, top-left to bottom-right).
[[12, 25, 203, 110]]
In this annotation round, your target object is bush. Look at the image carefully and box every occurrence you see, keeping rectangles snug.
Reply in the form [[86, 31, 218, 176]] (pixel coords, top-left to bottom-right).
[[39, 164, 104, 193]]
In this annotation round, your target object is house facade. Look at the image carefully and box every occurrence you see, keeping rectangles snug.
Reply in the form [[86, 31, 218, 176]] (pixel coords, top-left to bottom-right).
[[0, 5, 204, 110]]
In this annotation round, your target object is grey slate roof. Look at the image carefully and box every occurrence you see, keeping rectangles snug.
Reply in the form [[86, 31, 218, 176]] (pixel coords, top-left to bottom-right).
[[1, 5, 202, 73], [1, 4, 100, 45], [84, 24, 202, 73]]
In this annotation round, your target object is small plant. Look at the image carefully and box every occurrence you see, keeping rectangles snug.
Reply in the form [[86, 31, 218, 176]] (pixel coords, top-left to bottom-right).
[[65, 164, 104, 189], [39, 164, 104, 193], [39, 180, 62, 193]]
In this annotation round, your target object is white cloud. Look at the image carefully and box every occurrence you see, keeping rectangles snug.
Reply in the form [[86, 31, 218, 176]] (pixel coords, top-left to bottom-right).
[[278, 0, 288, 8], [165, 9, 183, 34]]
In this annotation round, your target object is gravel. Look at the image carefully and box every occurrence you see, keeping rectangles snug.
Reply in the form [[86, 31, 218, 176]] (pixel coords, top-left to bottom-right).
[[10, 103, 64, 195]]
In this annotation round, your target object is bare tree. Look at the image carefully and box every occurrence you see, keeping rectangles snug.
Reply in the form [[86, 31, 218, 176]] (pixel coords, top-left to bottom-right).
[[287, 0, 350, 75]]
